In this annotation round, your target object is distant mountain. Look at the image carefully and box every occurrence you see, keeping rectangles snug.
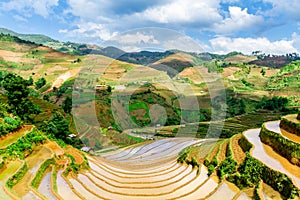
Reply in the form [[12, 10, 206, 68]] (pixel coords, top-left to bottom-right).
[[117, 51, 175, 66], [249, 54, 299, 68], [0, 27, 58, 44]]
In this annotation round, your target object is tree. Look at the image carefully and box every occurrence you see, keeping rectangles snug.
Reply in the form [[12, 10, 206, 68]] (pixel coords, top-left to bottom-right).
[[62, 96, 72, 113], [107, 85, 112, 93], [240, 99, 247, 114], [2, 73, 40, 121], [28, 76, 33, 85], [45, 112, 70, 140], [260, 68, 266, 76], [35, 77, 46, 89], [0, 71, 3, 82], [2, 73, 30, 105]]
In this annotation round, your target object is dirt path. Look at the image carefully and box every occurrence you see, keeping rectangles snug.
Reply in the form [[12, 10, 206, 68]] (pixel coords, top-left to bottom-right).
[[45, 68, 81, 93]]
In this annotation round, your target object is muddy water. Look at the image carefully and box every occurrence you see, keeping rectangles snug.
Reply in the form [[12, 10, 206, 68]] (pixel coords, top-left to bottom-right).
[[89, 161, 188, 182], [87, 164, 193, 188], [157, 167, 209, 200], [236, 192, 252, 200], [105, 139, 169, 160], [0, 160, 23, 200], [90, 164, 191, 185], [68, 178, 101, 199], [22, 191, 41, 200], [56, 171, 81, 200], [282, 129, 300, 144], [94, 159, 179, 176], [244, 129, 300, 188], [265, 121, 300, 144], [262, 183, 282, 200], [38, 171, 57, 200], [206, 181, 239, 200], [74, 166, 210, 200], [0, 181, 11, 200]]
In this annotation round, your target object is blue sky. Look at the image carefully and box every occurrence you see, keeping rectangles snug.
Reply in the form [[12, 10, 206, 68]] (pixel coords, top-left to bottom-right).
[[0, 0, 300, 54]]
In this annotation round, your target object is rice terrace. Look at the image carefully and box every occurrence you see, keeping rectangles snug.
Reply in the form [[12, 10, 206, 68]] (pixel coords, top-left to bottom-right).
[[0, 1, 300, 199]]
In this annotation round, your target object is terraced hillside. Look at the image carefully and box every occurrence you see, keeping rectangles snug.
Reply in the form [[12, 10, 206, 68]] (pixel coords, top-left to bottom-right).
[[0, 114, 300, 199], [179, 114, 300, 199]]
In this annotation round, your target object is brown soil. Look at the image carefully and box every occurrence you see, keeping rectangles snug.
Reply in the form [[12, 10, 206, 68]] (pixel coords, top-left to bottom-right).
[[231, 134, 246, 163], [46, 65, 68, 74], [48, 68, 81, 91], [66, 147, 84, 165], [44, 141, 64, 156], [130, 109, 147, 121], [222, 67, 240, 77], [207, 143, 221, 161], [217, 140, 229, 163]]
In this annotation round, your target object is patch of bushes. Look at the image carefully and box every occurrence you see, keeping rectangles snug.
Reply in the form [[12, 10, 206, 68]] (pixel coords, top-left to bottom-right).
[[177, 147, 190, 163], [64, 153, 89, 176], [260, 124, 300, 166], [238, 135, 253, 152], [216, 156, 237, 180], [228, 153, 299, 200], [0, 116, 22, 136], [52, 166, 58, 192], [31, 158, 55, 188], [64, 154, 80, 175], [6, 161, 28, 188], [204, 157, 218, 176], [280, 116, 300, 136], [257, 96, 289, 111], [0, 129, 46, 159], [0, 160, 4, 169]]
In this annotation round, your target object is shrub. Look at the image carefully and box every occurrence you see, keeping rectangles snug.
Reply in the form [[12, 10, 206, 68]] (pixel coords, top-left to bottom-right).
[[260, 124, 300, 166], [6, 162, 28, 188], [31, 158, 55, 188]]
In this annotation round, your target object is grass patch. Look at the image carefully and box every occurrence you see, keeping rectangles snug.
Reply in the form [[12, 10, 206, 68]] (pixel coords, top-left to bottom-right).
[[30, 158, 54, 188], [6, 161, 28, 188]]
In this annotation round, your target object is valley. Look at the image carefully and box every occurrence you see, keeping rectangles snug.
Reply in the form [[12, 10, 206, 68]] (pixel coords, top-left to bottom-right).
[[0, 30, 299, 199]]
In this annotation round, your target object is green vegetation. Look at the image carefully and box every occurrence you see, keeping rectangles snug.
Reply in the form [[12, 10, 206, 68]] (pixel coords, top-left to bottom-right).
[[2, 73, 40, 121], [280, 115, 300, 136], [257, 96, 289, 111], [0, 33, 35, 45], [31, 158, 55, 188], [6, 161, 28, 188], [228, 153, 298, 200], [63, 153, 89, 176], [62, 96, 72, 114], [0, 129, 46, 159], [217, 156, 237, 180], [42, 112, 70, 141], [35, 77, 46, 89], [268, 61, 300, 90], [0, 116, 22, 136], [260, 124, 300, 166]]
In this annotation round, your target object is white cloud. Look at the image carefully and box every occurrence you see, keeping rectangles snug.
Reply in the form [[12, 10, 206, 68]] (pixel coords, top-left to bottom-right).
[[135, 0, 222, 25], [210, 36, 299, 55], [13, 15, 28, 22], [64, 0, 111, 22], [263, 0, 300, 20], [1, 0, 59, 18], [110, 32, 159, 45], [58, 29, 68, 33], [60, 22, 118, 41], [292, 32, 300, 50], [213, 7, 264, 35], [162, 36, 204, 52], [221, 0, 240, 2], [119, 46, 142, 52]]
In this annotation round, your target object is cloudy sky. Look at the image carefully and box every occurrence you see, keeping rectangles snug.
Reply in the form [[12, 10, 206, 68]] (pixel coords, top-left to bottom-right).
[[0, 0, 300, 54]]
